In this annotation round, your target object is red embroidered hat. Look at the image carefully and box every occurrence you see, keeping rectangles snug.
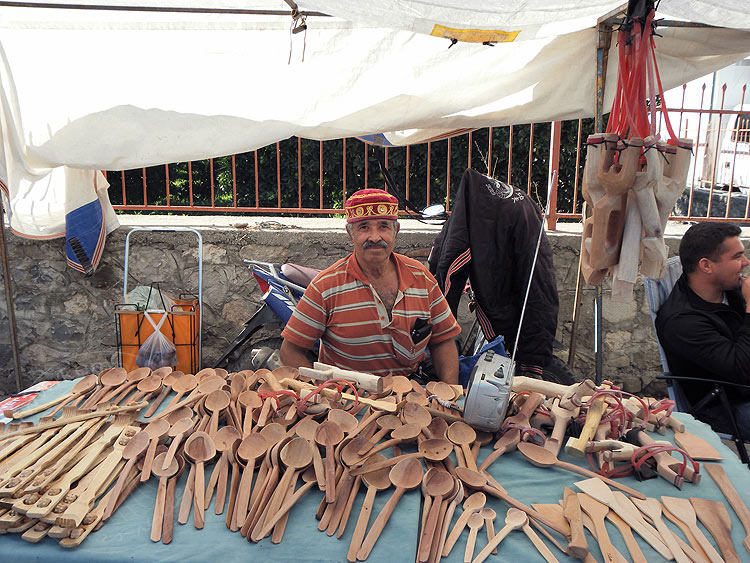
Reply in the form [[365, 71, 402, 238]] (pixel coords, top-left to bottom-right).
[[344, 188, 399, 223]]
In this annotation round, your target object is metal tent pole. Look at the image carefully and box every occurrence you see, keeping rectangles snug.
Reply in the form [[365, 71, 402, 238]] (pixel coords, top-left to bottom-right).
[[0, 194, 23, 392]]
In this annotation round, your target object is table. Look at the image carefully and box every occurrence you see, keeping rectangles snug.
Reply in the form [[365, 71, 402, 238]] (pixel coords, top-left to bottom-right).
[[2, 377, 749, 562]]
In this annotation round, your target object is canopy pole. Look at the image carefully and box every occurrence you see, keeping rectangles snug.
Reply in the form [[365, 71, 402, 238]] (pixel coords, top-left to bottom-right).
[[568, 5, 621, 380], [0, 194, 24, 393]]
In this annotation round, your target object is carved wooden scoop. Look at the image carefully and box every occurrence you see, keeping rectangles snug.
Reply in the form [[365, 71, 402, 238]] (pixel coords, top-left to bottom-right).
[[517, 442, 645, 499]]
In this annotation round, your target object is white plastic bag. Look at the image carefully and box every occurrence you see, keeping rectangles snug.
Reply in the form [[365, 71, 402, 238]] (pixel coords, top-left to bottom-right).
[[136, 311, 177, 369], [126, 285, 177, 312]]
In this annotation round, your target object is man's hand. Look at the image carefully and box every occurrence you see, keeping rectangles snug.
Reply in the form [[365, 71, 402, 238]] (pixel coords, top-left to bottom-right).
[[279, 339, 314, 370], [427, 338, 459, 385], [742, 275, 750, 313]]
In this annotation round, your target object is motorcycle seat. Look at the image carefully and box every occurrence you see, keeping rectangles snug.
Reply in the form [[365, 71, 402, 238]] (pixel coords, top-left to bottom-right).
[[281, 263, 321, 288]]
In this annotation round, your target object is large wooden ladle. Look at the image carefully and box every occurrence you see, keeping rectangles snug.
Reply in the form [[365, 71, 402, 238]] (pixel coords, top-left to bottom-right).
[[161, 416, 194, 470], [358, 415, 402, 455], [141, 418, 171, 482], [353, 423, 422, 467], [350, 438, 453, 476], [205, 389, 231, 438], [144, 370, 181, 418], [418, 470, 454, 563], [184, 431, 216, 529], [238, 389, 263, 437], [150, 451, 179, 542], [295, 416, 326, 491], [165, 373, 198, 410], [516, 442, 646, 499], [102, 430, 150, 521], [356, 457, 424, 561], [347, 454, 392, 562], [232, 433, 268, 531], [447, 421, 478, 472], [85, 367, 127, 407], [209, 425, 241, 515], [315, 420, 344, 503], [251, 436, 313, 541]]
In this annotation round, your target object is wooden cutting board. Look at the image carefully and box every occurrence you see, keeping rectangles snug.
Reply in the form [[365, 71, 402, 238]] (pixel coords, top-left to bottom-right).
[[673, 430, 722, 460]]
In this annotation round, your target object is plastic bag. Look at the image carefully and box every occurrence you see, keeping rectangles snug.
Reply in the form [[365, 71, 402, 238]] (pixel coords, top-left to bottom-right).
[[126, 285, 176, 312], [136, 311, 177, 369]]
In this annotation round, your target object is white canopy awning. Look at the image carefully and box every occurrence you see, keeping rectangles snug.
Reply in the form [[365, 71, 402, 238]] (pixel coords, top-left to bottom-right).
[[1, 1, 749, 238]]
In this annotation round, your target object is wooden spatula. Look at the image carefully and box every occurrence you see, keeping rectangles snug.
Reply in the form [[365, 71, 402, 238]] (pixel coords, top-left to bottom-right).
[[705, 462, 750, 554], [661, 495, 724, 563], [691, 496, 740, 563]]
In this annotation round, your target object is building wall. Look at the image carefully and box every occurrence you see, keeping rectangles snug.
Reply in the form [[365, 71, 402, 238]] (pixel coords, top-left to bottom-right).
[[0, 220, 682, 396]]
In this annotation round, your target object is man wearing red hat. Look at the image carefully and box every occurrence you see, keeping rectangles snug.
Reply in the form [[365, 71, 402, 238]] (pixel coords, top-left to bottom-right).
[[280, 188, 461, 384]]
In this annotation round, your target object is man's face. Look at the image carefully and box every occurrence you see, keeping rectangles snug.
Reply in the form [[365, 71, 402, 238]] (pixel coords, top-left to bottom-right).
[[708, 236, 750, 291], [348, 219, 398, 265]]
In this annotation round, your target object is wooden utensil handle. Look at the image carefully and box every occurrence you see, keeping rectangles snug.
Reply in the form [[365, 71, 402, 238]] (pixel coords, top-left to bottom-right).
[[325, 444, 337, 503], [102, 457, 137, 521], [705, 463, 750, 536], [151, 477, 168, 542], [482, 485, 568, 536], [7, 392, 73, 419], [215, 453, 229, 515], [356, 487, 405, 561], [177, 464, 195, 525], [472, 525, 512, 563], [442, 509, 476, 557], [348, 487, 377, 562], [522, 524, 558, 563], [557, 462, 646, 499], [258, 481, 315, 540], [419, 494, 444, 562], [162, 475, 177, 544], [464, 527, 479, 563], [194, 461, 205, 529], [144, 386, 170, 418]]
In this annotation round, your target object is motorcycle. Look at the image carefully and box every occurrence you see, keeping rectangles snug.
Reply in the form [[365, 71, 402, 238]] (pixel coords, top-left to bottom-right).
[[213, 260, 321, 372]]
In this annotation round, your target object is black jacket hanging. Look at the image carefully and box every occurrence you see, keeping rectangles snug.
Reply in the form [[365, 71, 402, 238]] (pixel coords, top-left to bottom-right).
[[428, 168, 559, 367]]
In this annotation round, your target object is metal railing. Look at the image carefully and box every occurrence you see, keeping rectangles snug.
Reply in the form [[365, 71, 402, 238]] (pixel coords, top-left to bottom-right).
[[107, 81, 750, 229]]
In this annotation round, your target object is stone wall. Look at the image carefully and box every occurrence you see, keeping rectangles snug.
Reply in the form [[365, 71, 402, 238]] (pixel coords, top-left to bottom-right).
[[0, 217, 684, 396]]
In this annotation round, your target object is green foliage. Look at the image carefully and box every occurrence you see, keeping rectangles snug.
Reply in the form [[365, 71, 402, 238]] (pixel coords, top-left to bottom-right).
[[107, 119, 596, 217]]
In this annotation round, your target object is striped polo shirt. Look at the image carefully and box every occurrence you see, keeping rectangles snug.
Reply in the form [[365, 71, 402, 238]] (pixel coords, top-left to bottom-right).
[[281, 252, 461, 377]]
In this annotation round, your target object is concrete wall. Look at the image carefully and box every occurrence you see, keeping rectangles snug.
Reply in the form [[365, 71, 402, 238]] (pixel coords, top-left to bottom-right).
[[0, 216, 681, 396]]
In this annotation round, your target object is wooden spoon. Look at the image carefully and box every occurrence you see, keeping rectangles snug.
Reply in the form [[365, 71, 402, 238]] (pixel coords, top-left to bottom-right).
[[358, 415, 402, 455], [402, 402, 432, 428], [86, 367, 127, 407], [256, 467, 317, 540], [150, 451, 179, 542], [465, 512, 484, 563], [419, 469, 454, 563], [164, 373, 198, 410], [350, 438, 453, 476], [161, 451, 184, 544], [161, 416, 194, 471], [391, 376, 412, 402], [356, 457, 424, 561], [442, 492, 487, 557], [448, 421, 478, 472], [208, 425, 241, 515], [347, 454, 392, 562], [252, 437, 313, 541], [315, 420, 345, 503], [101, 430, 150, 521], [517, 442, 646, 499], [110, 366, 151, 404], [7, 374, 97, 419], [205, 389, 231, 439], [140, 418, 171, 481], [354, 423, 422, 466], [480, 507, 498, 555], [473, 508, 528, 563], [238, 389, 262, 437], [184, 431, 216, 529], [294, 416, 326, 491], [231, 433, 268, 531], [126, 374, 163, 405], [328, 409, 358, 434]]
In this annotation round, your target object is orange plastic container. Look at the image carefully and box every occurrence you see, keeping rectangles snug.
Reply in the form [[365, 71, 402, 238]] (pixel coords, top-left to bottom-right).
[[115, 298, 199, 374]]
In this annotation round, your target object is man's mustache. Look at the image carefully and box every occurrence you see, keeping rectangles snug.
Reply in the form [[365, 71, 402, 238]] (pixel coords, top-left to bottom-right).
[[362, 240, 388, 249]]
